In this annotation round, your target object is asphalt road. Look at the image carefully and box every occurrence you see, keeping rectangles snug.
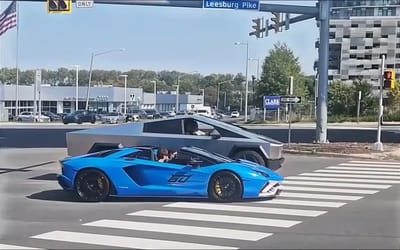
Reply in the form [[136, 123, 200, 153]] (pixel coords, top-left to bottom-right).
[[1, 149, 399, 249], [1, 123, 399, 148]]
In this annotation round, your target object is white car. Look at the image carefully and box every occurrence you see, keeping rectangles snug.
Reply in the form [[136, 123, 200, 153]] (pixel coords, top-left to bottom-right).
[[230, 111, 240, 118], [101, 112, 126, 124], [15, 112, 50, 122]]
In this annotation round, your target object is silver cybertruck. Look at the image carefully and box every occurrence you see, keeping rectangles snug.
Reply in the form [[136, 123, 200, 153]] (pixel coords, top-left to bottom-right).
[[66, 115, 284, 170]]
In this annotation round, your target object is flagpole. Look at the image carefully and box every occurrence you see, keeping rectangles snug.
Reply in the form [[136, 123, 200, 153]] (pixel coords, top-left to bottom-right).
[[15, 0, 19, 117]]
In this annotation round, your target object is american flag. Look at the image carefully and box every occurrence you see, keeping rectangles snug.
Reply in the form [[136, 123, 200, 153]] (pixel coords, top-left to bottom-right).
[[0, 1, 17, 37]]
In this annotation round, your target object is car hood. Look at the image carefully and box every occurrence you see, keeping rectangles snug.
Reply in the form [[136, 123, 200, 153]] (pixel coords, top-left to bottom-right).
[[233, 160, 283, 179]]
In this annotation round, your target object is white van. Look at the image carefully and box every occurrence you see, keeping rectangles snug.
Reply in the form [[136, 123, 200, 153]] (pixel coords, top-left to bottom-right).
[[193, 106, 213, 118]]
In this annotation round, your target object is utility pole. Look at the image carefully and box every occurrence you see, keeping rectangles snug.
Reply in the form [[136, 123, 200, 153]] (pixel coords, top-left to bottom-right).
[[373, 55, 385, 151]]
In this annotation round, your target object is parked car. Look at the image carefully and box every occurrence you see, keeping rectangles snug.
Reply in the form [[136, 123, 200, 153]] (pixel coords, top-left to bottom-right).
[[66, 115, 284, 170], [231, 111, 240, 118], [62, 110, 96, 124], [41, 111, 62, 122], [143, 109, 161, 119], [101, 112, 126, 124], [57, 146, 283, 202], [15, 112, 50, 122]]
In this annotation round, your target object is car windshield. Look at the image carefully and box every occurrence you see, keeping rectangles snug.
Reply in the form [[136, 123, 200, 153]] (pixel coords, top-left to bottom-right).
[[181, 147, 233, 163], [107, 112, 119, 116]]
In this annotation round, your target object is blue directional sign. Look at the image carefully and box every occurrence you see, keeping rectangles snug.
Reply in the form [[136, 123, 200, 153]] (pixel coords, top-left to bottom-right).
[[263, 95, 280, 109], [203, 0, 259, 10]]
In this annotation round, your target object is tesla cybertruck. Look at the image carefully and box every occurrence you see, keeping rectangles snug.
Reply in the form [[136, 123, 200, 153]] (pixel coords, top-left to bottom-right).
[[66, 115, 284, 170]]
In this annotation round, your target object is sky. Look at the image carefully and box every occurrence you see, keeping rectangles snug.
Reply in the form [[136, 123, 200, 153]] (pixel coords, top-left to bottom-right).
[[0, 0, 319, 78]]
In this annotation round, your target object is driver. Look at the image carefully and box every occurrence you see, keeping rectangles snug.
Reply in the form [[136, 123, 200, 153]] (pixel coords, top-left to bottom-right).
[[157, 147, 177, 162]]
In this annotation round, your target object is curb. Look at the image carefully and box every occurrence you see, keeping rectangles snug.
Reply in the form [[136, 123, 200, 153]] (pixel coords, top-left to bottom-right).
[[283, 149, 389, 160]]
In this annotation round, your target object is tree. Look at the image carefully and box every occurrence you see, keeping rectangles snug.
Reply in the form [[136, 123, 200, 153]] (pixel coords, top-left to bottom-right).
[[257, 42, 309, 106]]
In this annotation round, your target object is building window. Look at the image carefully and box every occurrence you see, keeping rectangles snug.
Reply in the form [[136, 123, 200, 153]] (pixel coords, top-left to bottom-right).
[[373, 23, 381, 27], [350, 45, 357, 50], [329, 24, 336, 28], [398, 21, 400, 27], [351, 24, 359, 28], [350, 54, 357, 59], [365, 54, 372, 59], [396, 64, 400, 69], [366, 32, 373, 38], [398, 33, 400, 38], [357, 65, 364, 69], [372, 64, 379, 69], [387, 64, 394, 68], [381, 34, 388, 38], [365, 46, 372, 49], [343, 34, 350, 38], [329, 32, 336, 39], [396, 43, 400, 48], [373, 43, 380, 48], [380, 53, 388, 59], [396, 54, 400, 58]]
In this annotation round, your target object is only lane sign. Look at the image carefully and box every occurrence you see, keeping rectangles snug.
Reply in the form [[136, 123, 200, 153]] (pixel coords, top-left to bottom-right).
[[280, 95, 302, 104]]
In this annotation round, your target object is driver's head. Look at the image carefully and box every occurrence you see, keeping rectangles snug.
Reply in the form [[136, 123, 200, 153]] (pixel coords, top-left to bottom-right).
[[184, 118, 198, 133], [157, 147, 169, 160]]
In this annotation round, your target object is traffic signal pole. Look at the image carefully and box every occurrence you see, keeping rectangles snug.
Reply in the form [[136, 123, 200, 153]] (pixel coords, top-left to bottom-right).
[[315, 0, 330, 143], [373, 55, 385, 152]]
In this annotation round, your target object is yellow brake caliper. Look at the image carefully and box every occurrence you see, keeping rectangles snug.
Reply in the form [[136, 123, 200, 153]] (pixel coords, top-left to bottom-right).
[[215, 179, 222, 195]]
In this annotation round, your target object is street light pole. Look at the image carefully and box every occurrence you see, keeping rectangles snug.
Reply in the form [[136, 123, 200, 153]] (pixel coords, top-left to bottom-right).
[[85, 48, 125, 110], [199, 88, 205, 105], [72, 65, 79, 111], [120, 74, 128, 116], [235, 41, 249, 122], [152, 80, 157, 109], [217, 82, 222, 111]]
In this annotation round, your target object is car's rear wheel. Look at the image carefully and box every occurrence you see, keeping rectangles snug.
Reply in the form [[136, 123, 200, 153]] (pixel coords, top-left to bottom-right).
[[74, 169, 110, 202], [208, 171, 242, 202], [233, 150, 266, 166]]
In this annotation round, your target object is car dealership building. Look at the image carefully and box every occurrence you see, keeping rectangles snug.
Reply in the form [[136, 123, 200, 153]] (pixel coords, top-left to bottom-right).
[[0, 84, 204, 119]]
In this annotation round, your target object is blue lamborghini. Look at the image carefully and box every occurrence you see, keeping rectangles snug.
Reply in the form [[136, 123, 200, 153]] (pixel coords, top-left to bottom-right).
[[57, 146, 283, 202]]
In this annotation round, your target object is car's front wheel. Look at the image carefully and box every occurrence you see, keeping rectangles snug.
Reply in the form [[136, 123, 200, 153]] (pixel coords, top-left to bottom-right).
[[74, 169, 110, 202], [233, 150, 266, 166], [208, 171, 242, 202]]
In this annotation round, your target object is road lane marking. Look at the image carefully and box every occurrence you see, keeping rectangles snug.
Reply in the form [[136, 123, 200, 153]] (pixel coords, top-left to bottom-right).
[[341, 163, 400, 168], [128, 210, 301, 228], [347, 160, 400, 165], [281, 186, 379, 194], [286, 176, 400, 184], [328, 166, 400, 172], [31, 231, 236, 250], [255, 199, 346, 208], [84, 219, 271, 241], [164, 202, 326, 217], [315, 170, 400, 175], [301, 172, 400, 179], [278, 192, 363, 200], [0, 244, 40, 249], [282, 180, 391, 189]]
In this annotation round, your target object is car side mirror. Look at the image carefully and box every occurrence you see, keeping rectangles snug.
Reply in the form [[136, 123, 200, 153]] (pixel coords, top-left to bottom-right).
[[209, 129, 221, 139]]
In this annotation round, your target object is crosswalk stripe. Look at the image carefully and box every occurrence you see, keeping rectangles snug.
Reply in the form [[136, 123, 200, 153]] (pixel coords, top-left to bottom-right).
[[84, 219, 271, 241], [164, 202, 326, 217], [282, 180, 391, 189], [31, 231, 236, 250], [315, 169, 400, 175], [341, 163, 400, 168], [255, 199, 346, 208], [0, 244, 40, 249], [349, 160, 400, 165], [301, 172, 400, 180], [128, 210, 301, 228], [328, 166, 400, 172], [281, 186, 379, 194], [286, 176, 400, 184], [279, 192, 363, 200]]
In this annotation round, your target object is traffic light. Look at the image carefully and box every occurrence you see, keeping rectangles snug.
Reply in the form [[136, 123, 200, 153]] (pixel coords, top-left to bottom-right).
[[249, 17, 263, 38], [47, 0, 72, 13], [383, 69, 396, 89], [271, 12, 280, 33]]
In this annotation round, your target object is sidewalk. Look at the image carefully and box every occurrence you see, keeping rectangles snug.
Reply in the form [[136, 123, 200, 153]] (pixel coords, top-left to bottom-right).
[[284, 142, 400, 160]]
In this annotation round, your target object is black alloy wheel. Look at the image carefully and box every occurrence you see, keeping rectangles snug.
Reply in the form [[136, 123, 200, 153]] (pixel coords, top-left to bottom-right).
[[233, 150, 265, 166], [208, 171, 242, 202], [74, 169, 110, 202]]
